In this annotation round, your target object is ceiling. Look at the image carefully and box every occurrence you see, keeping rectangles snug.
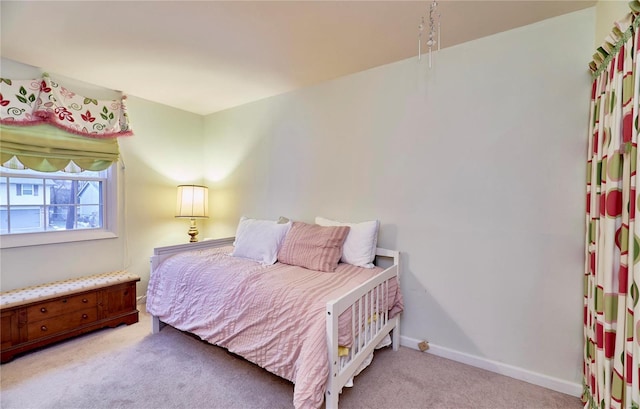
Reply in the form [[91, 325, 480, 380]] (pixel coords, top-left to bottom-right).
[[1, 1, 595, 116]]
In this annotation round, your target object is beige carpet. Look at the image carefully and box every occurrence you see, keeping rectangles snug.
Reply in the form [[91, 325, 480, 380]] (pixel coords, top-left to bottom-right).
[[0, 306, 582, 409]]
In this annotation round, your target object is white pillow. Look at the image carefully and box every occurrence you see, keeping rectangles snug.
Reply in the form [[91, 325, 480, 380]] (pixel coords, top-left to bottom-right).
[[231, 216, 292, 265], [315, 217, 379, 268]]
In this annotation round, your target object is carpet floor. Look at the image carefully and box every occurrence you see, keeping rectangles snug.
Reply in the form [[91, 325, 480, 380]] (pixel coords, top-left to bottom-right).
[[0, 306, 582, 409]]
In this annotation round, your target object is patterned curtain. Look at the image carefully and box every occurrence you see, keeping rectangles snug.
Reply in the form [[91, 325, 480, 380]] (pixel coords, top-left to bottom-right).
[[0, 73, 131, 172], [584, 3, 640, 409]]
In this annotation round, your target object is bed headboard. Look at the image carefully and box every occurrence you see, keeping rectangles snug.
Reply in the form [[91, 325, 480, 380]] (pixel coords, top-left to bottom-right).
[[150, 237, 400, 277], [150, 237, 235, 271]]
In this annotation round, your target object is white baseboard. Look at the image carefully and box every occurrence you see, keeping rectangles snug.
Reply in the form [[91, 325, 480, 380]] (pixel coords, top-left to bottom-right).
[[400, 335, 582, 398], [136, 295, 147, 305]]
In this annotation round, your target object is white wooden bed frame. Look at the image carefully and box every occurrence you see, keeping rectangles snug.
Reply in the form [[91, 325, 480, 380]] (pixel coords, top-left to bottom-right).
[[149, 237, 401, 409]]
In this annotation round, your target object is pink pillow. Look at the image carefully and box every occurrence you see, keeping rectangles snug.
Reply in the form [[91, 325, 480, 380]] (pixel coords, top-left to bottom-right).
[[278, 222, 350, 272]]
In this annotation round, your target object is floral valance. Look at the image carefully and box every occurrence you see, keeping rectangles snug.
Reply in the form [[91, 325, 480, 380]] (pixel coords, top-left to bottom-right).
[[0, 73, 132, 138]]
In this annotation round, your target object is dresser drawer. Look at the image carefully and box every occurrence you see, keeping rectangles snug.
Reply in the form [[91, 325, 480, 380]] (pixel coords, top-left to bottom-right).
[[27, 307, 98, 341], [26, 293, 97, 320]]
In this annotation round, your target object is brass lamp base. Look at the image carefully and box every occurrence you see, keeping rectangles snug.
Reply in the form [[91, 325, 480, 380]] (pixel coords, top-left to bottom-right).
[[187, 218, 199, 243]]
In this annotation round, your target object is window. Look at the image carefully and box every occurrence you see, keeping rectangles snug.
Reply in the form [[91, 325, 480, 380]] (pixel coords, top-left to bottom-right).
[[16, 184, 39, 196], [0, 164, 118, 248]]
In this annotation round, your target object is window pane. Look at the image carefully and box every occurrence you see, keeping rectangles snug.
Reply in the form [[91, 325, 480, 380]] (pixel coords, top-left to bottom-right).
[[1, 206, 7, 234], [46, 204, 75, 230], [77, 205, 101, 229], [78, 181, 101, 206], [9, 178, 44, 202], [50, 180, 74, 205], [0, 179, 7, 206], [9, 206, 44, 233]]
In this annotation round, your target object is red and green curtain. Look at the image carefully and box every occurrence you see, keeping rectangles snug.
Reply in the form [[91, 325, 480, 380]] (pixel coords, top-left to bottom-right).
[[584, 2, 640, 409], [0, 73, 132, 172]]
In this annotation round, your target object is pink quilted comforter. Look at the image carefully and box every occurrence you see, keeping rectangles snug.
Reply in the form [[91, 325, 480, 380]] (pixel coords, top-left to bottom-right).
[[146, 246, 403, 409]]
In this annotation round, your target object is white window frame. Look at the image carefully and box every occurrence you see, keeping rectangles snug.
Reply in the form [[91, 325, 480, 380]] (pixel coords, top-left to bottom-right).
[[0, 164, 119, 249]]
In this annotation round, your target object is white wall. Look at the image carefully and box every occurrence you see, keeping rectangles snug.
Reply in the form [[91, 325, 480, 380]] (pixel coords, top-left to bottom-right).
[[0, 58, 205, 295], [595, 0, 632, 46], [117, 96, 206, 294], [202, 8, 594, 390]]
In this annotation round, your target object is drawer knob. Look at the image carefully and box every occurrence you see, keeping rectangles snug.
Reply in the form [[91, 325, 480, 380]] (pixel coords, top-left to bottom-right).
[[62, 298, 68, 303], [82, 298, 88, 303], [40, 325, 48, 332], [40, 307, 47, 313], [82, 314, 88, 319]]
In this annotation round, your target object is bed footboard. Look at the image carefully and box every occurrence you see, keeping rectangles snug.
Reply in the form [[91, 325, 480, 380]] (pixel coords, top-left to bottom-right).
[[325, 249, 401, 409]]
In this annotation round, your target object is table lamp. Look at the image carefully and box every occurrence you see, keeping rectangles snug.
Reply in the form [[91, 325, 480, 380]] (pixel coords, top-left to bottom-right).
[[175, 184, 209, 242]]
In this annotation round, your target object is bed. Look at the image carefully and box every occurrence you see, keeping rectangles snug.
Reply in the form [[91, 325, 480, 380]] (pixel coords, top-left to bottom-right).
[[146, 218, 403, 409]]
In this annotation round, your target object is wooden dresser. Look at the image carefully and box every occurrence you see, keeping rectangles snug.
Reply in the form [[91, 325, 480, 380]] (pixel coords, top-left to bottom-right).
[[1, 271, 140, 363]]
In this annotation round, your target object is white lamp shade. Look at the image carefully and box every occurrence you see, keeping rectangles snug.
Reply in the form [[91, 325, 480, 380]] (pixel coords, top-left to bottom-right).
[[176, 185, 209, 218]]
